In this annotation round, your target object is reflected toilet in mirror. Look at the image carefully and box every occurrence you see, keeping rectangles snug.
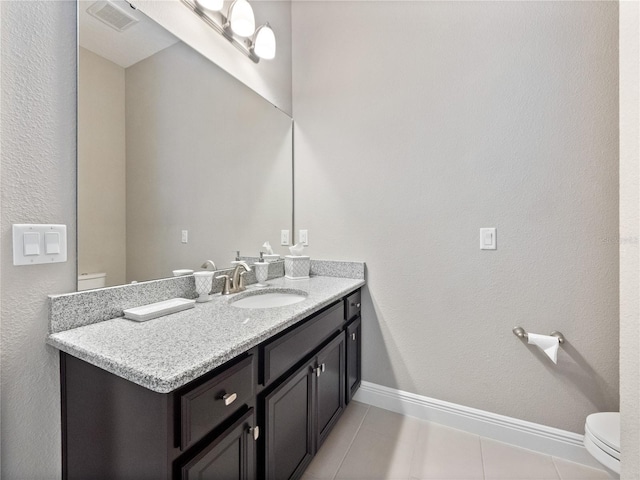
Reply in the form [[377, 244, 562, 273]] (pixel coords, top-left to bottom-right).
[[77, 0, 293, 290]]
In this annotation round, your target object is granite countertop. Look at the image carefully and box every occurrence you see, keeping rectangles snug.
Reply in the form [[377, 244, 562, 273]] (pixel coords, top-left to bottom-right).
[[47, 275, 364, 394]]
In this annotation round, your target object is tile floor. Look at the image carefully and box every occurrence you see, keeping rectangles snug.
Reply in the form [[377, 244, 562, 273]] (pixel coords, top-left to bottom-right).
[[301, 401, 611, 480]]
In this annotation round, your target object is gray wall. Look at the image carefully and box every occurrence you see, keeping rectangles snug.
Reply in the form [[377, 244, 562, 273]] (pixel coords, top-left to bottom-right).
[[0, 1, 77, 478], [125, 42, 292, 280], [619, 2, 640, 478], [292, 1, 619, 433], [134, 0, 292, 115], [78, 47, 127, 287]]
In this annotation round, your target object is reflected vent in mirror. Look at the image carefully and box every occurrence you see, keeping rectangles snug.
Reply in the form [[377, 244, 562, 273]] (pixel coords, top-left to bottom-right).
[[87, 1, 139, 32]]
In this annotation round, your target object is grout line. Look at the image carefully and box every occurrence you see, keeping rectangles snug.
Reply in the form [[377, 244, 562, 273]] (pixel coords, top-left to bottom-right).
[[551, 456, 563, 480], [479, 436, 487, 480], [330, 404, 370, 480]]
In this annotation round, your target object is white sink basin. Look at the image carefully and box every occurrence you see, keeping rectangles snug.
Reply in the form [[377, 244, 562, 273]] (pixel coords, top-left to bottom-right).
[[230, 290, 307, 309]]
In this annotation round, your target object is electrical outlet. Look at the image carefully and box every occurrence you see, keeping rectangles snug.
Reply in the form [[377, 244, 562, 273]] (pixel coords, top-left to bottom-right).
[[181, 230, 188, 244], [281, 229, 290, 246], [299, 229, 308, 246]]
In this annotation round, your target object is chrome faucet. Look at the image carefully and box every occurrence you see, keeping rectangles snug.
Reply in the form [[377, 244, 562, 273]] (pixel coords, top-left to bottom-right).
[[218, 261, 252, 295], [201, 260, 217, 270]]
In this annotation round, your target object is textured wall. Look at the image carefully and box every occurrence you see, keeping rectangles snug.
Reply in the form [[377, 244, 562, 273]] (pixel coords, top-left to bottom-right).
[[132, 0, 292, 115], [0, 1, 77, 478], [78, 47, 126, 287], [292, 1, 619, 433], [619, 2, 640, 478]]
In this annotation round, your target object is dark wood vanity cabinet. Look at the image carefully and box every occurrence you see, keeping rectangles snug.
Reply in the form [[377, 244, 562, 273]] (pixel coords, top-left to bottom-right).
[[346, 315, 362, 403], [61, 288, 361, 480], [263, 333, 345, 480], [179, 408, 256, 480]]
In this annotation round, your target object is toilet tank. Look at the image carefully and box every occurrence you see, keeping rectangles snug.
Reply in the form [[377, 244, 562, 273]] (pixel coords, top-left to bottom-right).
[[78, 272, 107, 291]]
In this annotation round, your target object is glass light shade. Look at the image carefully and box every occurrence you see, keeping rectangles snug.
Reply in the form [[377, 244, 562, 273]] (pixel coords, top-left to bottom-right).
[[195, 0, 223, 12], [253, 24, 276, 59], [229, 0, 255, 37]]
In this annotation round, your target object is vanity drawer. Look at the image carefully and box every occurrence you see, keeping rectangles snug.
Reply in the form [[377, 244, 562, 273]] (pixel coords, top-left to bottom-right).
[[180, 355, 254, 451], [262, 302, 343, 385], [345, 289, 361, 321]]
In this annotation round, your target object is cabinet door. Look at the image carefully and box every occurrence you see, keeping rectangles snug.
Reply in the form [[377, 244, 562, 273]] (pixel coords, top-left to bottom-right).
[[180, 408, 256, 480], [264, 362, 314, 480], [316, 333, 345, 448], [346, 316, 362, 404]]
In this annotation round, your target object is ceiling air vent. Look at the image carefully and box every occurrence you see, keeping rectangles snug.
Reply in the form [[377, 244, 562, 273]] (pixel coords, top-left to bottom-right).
[[87, 1, 139, 32]]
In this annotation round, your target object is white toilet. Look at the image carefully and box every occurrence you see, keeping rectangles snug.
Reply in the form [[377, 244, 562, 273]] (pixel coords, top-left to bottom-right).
[[584, 412, 620, 474], [77, 272, 107, 291]]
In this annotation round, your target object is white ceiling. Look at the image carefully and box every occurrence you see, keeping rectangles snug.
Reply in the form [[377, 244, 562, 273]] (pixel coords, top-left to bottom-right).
[[79, 0, 179, 68]]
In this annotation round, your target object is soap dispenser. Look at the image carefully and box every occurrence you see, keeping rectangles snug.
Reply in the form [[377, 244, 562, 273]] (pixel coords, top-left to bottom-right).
[[254, 252, 269, 287], [231, 250, 243, 267]]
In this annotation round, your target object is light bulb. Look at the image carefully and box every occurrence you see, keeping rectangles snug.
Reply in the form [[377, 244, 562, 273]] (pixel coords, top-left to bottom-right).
[[253, 24, 276, 60], [229, 0, 255, 37], [195, 0, 223, 12]]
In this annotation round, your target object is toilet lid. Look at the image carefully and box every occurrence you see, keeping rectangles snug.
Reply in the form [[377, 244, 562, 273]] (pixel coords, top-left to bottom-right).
[[585, 412, 620, 453]]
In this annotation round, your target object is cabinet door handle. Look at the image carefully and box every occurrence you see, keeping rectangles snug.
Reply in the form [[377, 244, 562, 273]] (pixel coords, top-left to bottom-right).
[[222, 392, 237, 406], [351, 333, 357, 341], [321, 363, 326, 373], [351, 302, 361, 308], [315, 366, 321, 377], [249, 426, 260, 441]]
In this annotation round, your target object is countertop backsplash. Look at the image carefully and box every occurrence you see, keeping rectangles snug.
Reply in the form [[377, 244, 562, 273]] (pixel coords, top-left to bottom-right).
[[49, 260, 364, 334]]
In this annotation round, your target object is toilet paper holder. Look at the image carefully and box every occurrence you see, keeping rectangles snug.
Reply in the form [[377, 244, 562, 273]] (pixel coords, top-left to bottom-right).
[[512, 326, 565, 344]]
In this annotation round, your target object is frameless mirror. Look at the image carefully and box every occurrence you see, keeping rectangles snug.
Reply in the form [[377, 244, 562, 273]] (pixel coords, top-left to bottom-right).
[[77, 0, 293, 289]]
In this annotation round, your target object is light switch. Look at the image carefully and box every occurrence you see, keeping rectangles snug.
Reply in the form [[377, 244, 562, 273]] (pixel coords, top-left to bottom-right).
[[23, 232, 40, 256], [45, 232, 61, 254], [480, 228, 497, 250], [13, 224, 67, 265], [281, 229, 290, 246]]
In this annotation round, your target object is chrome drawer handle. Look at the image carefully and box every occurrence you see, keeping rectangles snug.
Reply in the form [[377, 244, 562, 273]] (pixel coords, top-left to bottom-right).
[[351, 302, 361, 308], [351, 333, 356, 341], [222, 392, 237, 406], [249, 426, 260, 441], [321, 363, 326, 372]]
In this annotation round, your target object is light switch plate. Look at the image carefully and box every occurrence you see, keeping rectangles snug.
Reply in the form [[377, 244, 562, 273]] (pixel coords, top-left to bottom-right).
[[13, 224, 67, 265], [480, 228, 497, 250], [299, 229, 308, 246], [281, 229, 290, 246]]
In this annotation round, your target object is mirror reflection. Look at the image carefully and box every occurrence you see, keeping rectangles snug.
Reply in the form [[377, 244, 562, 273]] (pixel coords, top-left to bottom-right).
[[78, 0, 293, 290]]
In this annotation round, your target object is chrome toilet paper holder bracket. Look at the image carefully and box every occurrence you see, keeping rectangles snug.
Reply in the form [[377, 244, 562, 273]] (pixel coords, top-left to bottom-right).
[[512, 326, 565, 344]]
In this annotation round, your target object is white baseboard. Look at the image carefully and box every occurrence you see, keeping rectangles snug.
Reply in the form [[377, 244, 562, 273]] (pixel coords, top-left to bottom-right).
[[352, 381, 603, 469]]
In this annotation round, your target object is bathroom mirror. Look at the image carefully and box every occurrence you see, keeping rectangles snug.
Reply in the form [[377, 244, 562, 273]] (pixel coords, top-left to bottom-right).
[[77, 0, 293, 289]]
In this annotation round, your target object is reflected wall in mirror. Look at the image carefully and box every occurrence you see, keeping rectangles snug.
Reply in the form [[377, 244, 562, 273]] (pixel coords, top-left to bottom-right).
[[78, 0, 293, 289]]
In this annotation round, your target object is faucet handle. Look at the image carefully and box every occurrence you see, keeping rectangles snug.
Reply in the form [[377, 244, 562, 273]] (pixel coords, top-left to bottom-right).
[[216, 274, 231, 295], [238, 271, 248, 292]]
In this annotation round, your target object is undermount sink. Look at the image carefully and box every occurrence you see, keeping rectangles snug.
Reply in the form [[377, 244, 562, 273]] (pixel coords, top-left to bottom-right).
[[230, 289, 307, 309]]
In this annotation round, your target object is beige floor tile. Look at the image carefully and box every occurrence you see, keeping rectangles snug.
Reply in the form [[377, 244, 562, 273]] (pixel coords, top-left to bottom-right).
[[552, 457, 612, 480], [340, 401, 370, 427], [410, 422, 483, 479], [305, 409, 363, 479], [360, 406, 423, 439], [334, 426, 417, 480], [481, 438, 560, 480]]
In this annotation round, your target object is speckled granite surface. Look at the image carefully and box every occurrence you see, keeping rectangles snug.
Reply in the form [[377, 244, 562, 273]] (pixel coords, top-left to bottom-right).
[[310, 260, 365, 279], [47, 276, 364, 393], [49, 276, 196, 334], [49, 261, 286, 334]]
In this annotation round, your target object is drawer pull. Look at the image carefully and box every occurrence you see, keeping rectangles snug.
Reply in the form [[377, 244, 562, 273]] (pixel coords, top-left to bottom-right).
[[351, 333, 356, 341], [222, 392, 237, 406], [249, 426, 260, 441]]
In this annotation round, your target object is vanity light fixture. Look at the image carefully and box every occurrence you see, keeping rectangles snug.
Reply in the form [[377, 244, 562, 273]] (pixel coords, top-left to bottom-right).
[[182, 0, 276, 63]]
